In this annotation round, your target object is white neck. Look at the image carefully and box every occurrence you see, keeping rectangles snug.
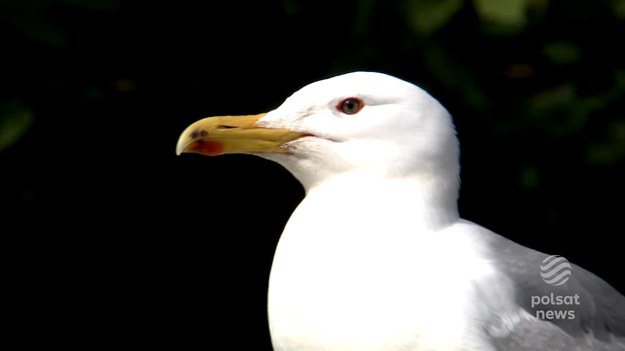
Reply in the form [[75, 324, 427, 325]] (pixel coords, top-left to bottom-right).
[[303, 169, 459, 231]]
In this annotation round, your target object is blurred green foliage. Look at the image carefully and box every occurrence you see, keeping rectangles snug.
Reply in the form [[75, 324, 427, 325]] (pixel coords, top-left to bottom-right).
[[543, 41, 581, 65], [473, 0, 530, 33], [408, 0, 463, 34], [0, 100, 33, 152], [1, 0, 623, 151]]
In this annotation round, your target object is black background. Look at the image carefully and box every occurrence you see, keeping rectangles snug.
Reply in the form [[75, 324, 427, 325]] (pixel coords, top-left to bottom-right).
[[2, 0, 624, 348]]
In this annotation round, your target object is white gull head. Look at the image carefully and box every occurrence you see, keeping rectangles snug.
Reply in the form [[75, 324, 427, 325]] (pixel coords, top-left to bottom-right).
[[255, 72, 460, 196]]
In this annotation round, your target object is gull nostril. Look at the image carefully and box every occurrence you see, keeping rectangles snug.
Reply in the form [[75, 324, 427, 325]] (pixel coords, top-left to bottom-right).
[[190, 129, 209, 139], [217, 125, 237, 129]]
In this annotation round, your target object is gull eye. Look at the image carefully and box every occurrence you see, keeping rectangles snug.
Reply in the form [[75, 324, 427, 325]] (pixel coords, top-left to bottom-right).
[[337, 97, 364, 115]]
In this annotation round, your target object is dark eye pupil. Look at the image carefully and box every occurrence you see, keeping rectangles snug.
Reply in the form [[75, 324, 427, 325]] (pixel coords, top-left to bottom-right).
[[336, 97, 363, 115], [342, 99, 359, 114]]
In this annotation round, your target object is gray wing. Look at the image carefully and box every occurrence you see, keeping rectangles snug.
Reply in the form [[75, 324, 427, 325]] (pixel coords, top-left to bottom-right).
[[479, 229, 625, 350]]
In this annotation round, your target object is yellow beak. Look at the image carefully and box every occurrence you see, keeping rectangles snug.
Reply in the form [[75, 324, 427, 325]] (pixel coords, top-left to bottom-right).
[[176, 113, 305, 156]]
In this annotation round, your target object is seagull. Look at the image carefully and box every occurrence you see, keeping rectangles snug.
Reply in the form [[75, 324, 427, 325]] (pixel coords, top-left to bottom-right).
[[176, 72, 625, 350]]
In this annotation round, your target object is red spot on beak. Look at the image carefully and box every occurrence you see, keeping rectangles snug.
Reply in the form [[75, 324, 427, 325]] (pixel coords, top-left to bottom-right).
[[191, 140, 224, 156]]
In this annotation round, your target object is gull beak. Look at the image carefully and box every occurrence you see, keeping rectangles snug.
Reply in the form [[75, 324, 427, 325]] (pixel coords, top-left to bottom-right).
[[176, 113, 304, 156]]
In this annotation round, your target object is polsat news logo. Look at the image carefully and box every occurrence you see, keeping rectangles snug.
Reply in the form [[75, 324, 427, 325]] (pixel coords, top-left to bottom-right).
[[532, 255, 580, 320], [540, 255, 572, 286]]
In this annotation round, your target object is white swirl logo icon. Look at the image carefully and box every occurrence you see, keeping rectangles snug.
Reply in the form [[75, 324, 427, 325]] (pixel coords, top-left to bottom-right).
[[540, 255, 572, 286]]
